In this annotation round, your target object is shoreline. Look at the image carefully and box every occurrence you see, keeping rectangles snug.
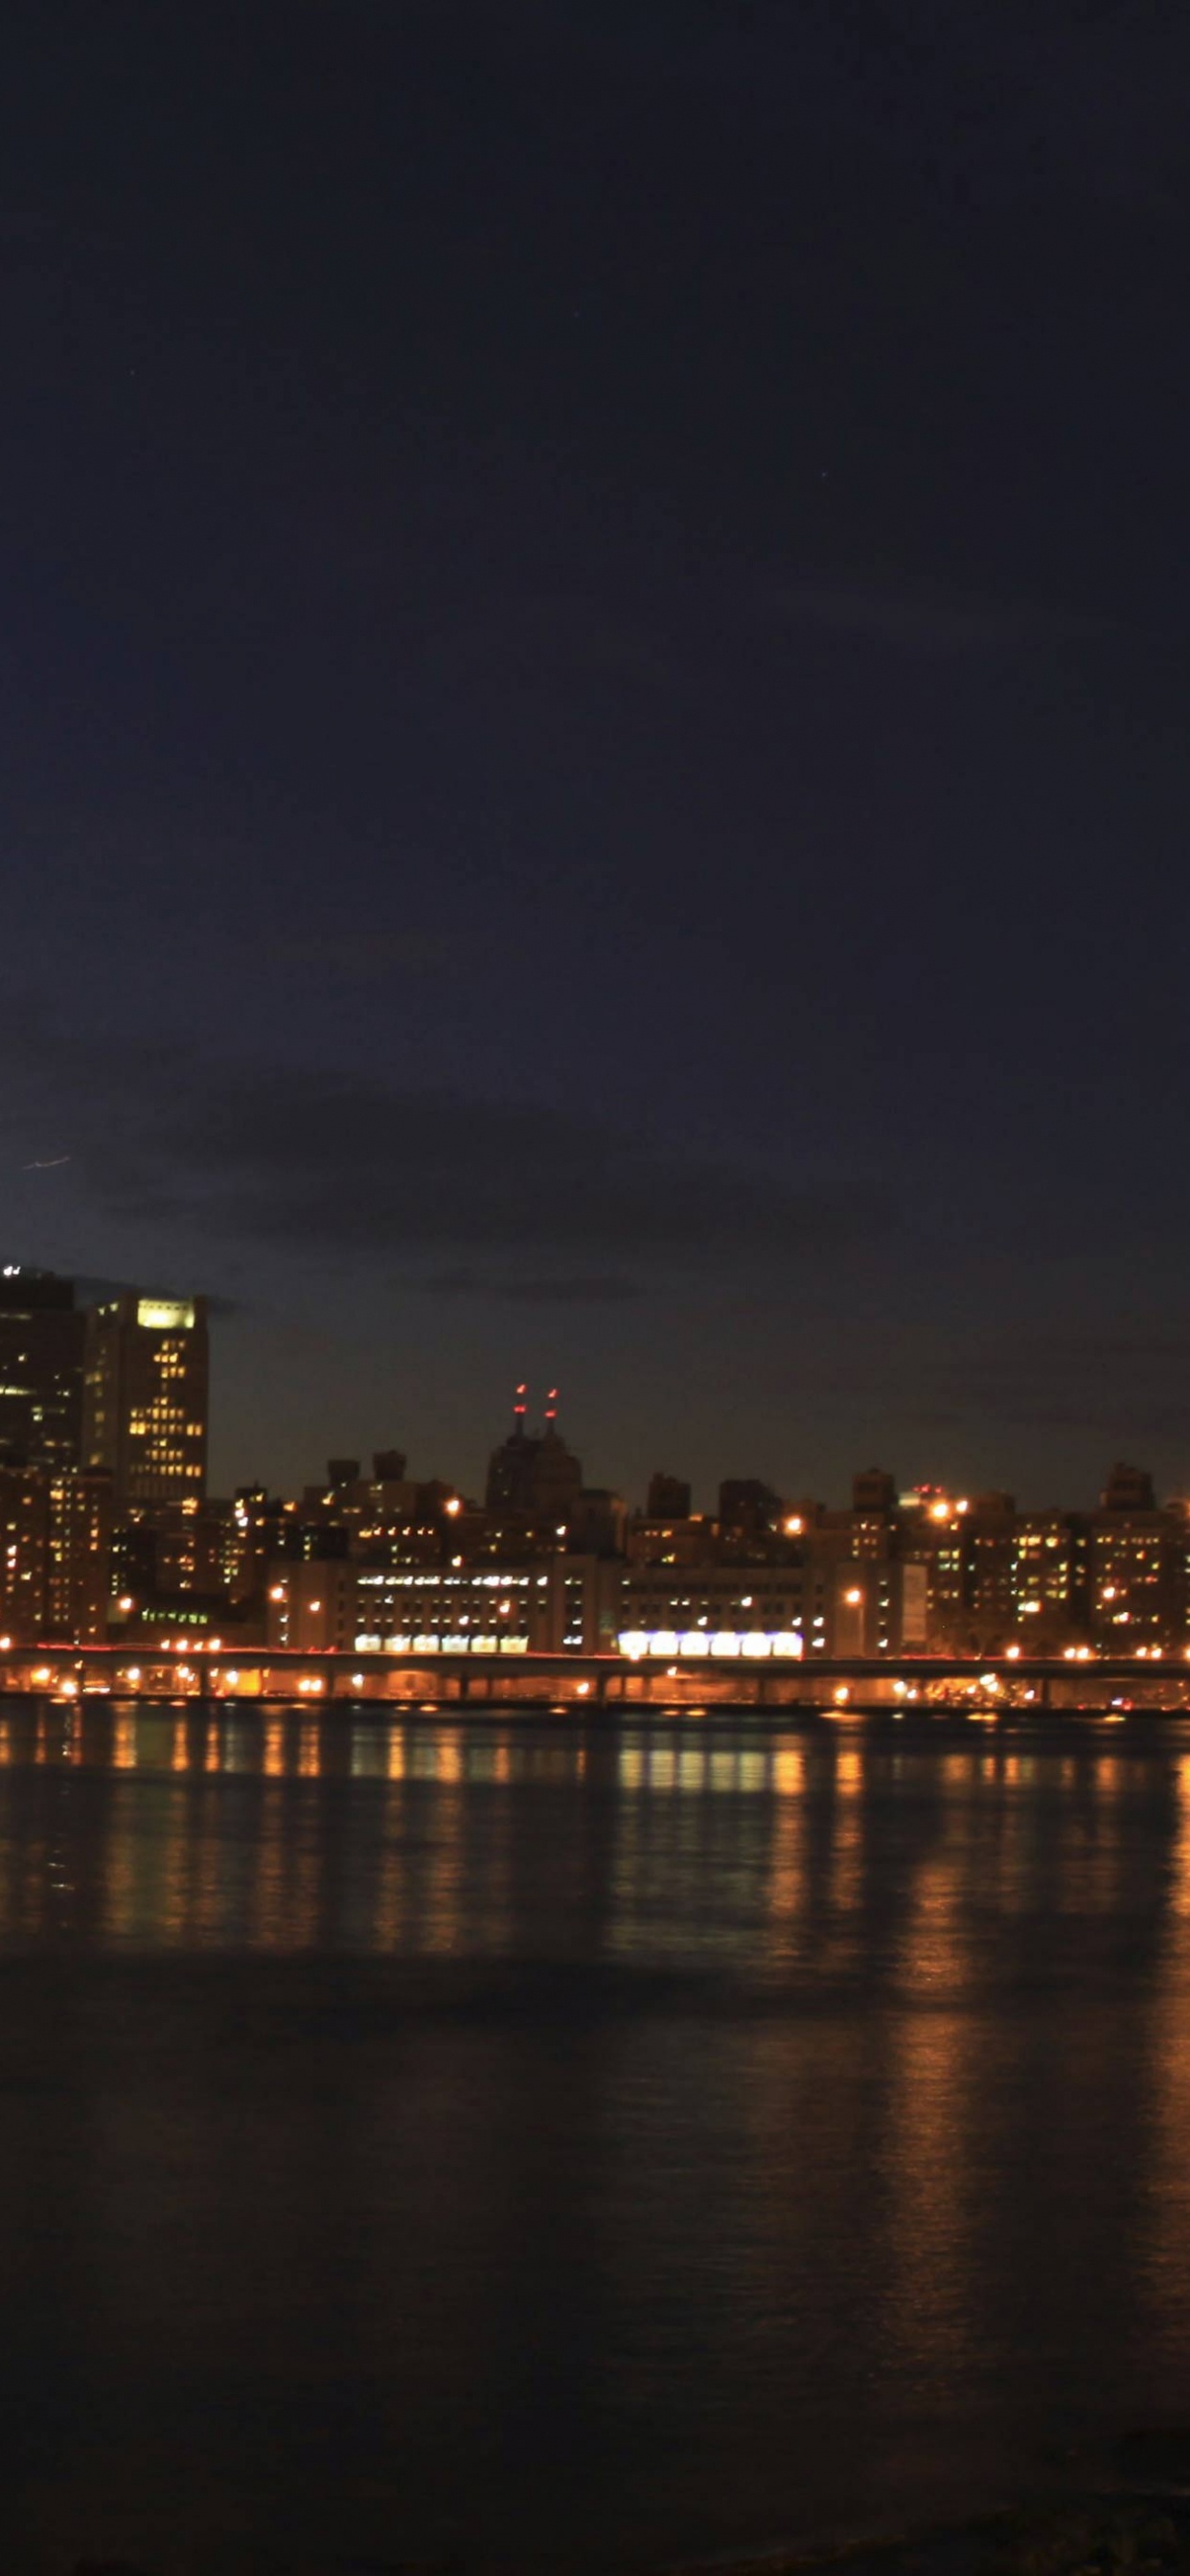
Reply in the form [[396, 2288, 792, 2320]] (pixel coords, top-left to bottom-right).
[[678, 2451, 1190, 2576]]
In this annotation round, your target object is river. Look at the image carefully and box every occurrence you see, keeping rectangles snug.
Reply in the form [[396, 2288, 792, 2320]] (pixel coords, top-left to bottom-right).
[[1, 1701, 1188, 2573]]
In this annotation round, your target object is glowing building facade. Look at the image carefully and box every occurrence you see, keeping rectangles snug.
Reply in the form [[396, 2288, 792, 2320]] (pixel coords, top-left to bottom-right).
[[82, 1294, 209, 1507]]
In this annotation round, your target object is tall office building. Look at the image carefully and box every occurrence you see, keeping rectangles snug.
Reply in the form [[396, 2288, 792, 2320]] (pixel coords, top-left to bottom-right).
[[0, 1267, 85, 1469], [486, 1387, 583, 1522], [82, 1293, 209, 1507]]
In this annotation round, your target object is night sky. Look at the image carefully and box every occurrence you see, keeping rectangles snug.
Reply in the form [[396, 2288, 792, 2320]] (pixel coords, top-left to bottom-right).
[[4, 1, 1187, 1508]]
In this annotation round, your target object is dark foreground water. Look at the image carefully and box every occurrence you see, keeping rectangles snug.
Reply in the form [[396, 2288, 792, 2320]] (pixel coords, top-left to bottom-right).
[[2, 1701, 1190, 2574]]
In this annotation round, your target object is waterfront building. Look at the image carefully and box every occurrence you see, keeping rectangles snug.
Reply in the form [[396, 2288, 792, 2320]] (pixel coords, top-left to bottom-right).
[[267, 1559, 545, 1654], [263, 1553, 620, 1657], [622, 1561, 811, 1657], [1010, 1512, 1090, 1645], [355, 1560, 548, 1653], [1089, 1500, 1182, 1650], [625, 1522, 909, 1656], [897, 1493, 974, 1648]]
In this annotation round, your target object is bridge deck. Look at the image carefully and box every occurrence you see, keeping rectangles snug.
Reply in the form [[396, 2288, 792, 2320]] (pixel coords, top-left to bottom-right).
[[0, 1644, 1183, 1712]]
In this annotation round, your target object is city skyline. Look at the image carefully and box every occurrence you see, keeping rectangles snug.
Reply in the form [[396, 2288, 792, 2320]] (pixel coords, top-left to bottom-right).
[[2, 1256, 1190, 1514]]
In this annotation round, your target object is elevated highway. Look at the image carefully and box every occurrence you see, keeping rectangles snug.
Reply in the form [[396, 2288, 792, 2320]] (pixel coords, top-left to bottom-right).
[[0, 1643, 1185, 1712]]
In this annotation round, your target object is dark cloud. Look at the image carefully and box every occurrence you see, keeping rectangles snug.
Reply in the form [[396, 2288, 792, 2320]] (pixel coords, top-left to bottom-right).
[[42, 1039, 887, 1268], [938, 1322, 1190, 1445]]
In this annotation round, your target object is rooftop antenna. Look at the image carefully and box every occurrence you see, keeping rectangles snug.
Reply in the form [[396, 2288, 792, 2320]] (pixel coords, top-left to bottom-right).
[[545, 1386, 559, 1431], [514, 1381, 528, 1434]]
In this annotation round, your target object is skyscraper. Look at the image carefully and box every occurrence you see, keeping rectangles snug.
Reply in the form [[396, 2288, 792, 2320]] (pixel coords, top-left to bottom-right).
[[485, 1387, 583, 1523], [0, 1267, 85, 1469], [82, 1293, 209, 1507], [485, 1384, 537, 1513]]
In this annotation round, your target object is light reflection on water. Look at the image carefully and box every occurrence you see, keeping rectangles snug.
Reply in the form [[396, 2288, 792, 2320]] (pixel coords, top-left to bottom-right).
[[0, 1702, 1182, 1970], [0, 1707, 1186, 2571]]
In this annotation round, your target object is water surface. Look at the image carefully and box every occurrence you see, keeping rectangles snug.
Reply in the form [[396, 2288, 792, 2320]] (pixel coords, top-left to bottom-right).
[[1, 1701, 1189, 2574]]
